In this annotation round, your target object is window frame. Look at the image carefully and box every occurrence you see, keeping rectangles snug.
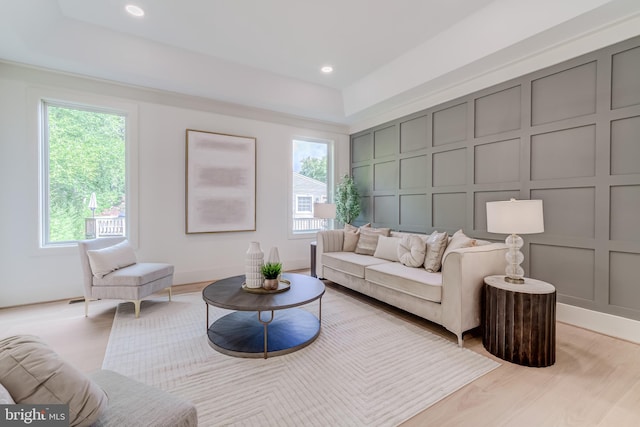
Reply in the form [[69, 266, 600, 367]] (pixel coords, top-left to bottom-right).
[[288, 136, 334, 238], [32, 88, 139, 253]]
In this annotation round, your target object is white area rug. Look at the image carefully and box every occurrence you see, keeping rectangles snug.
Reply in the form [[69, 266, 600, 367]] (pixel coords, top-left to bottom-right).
[[102, 287, 499, 426]]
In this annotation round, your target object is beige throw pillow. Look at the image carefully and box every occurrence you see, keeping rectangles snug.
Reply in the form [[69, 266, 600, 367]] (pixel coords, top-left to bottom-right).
[[441, 229, 477, 264], [423, 231, 449, 272], [397, 235, 427, 267], [373, 235, 401, 261], [86, 240, 137, 278], [0, 335, 108, 427], [355, 227, 391, 255], [342, 223, 370, 252]]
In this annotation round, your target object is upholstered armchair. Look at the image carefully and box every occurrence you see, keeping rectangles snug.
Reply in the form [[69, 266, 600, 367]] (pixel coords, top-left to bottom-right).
[[78, 237, 174, 318]]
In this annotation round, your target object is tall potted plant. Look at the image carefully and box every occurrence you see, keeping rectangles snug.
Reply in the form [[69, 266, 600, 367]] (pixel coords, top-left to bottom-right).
[[335, 174, 361, 225]]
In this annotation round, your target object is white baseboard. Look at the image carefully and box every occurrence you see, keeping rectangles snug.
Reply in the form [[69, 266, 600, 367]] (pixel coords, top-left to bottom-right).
[[557, 303, 640, 344]]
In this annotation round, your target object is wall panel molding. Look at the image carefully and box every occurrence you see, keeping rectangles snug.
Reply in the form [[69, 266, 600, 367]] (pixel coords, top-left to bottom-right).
[[350, 35, 640, 322]]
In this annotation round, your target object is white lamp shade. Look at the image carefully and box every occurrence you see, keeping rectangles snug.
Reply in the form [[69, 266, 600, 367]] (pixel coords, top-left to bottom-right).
[[313, 203, 336, 219], [486, 199, 544, 234]]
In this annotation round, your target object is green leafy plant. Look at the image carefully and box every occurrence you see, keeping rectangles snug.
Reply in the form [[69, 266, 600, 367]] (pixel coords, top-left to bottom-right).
[[335, 174, 361, 225], [261, 262, 282, 279]]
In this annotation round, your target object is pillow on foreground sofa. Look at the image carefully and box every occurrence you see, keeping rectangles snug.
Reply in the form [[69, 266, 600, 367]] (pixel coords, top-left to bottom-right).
[[316, 227, 508, 346], [0, 335, 198, 427]]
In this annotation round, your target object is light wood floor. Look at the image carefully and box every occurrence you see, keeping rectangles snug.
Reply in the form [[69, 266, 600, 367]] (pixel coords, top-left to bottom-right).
[[1, 277, 639, 427]]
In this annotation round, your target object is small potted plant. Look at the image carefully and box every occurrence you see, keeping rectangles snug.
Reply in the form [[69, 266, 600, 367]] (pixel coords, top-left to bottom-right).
[[261, 262, 282, 290]]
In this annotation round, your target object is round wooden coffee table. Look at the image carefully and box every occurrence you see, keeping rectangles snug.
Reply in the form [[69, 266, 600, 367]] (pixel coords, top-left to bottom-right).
[[202, 273, 325, 359]]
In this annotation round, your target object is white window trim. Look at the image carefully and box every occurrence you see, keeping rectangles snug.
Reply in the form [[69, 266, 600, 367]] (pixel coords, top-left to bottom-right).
[[29, 87, 139, 255], [288, 135, 334, 239]]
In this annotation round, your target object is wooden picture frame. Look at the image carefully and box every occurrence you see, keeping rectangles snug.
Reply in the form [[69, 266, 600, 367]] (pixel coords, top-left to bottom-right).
[[186, 129, 256, 233]]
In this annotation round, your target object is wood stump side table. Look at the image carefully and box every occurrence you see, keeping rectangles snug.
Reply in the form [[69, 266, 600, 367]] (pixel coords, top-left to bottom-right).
[[482, 275, 556, 367]]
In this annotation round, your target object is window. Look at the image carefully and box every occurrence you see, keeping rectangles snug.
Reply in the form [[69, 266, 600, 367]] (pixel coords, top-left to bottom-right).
[[41, 101, 127, 246], [291, 137, 333, 234], [296, 195, 313, 213]]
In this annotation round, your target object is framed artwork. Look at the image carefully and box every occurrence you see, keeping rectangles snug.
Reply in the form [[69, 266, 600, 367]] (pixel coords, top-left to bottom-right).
[[186, 129, 256, 233]]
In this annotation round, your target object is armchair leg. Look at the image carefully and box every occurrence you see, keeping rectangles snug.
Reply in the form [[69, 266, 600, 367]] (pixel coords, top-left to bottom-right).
[[85, 299, 89, 317], [133, 300, 141, 318], [168, 286, 172, 301]]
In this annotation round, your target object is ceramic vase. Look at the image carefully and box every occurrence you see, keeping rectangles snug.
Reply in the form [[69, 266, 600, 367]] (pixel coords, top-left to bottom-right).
[[267, 246, 282, 281], [245, 241, 264, 288]]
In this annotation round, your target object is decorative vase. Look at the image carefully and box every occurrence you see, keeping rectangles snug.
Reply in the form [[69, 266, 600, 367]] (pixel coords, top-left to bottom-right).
[[267, 246, 282, 281], [245, 242, 264, 288], [267, 247, 280, 265]]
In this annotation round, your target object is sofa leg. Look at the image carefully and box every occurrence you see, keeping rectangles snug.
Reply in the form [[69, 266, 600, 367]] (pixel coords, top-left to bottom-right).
[[84, 299, 89, 317], [457, 333, 464, 348], [133, 300, 141, 318], [168, 286, 172, 301]]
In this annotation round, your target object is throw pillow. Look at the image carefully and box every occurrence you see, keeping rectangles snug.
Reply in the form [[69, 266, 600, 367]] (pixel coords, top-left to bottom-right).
[[0, 382, 14, 404], [373, 235, 402, 261], [423, 231, 449, 272], [86, 240, 137, 279], [441, 229, 477, 264], [342, 223, 370, 252], [0, 335, 108, 427], [397, 235, 427, 267], [355, 227, 391, 255]]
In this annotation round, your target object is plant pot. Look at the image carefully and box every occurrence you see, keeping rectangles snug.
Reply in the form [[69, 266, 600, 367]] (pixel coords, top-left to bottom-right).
[[263, 278, 279, 290]]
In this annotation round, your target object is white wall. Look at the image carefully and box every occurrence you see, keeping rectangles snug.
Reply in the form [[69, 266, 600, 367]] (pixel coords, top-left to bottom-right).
[[0, 63, 349, 307]]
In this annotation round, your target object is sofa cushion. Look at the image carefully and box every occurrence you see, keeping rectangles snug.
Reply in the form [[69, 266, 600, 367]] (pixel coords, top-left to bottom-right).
[[424, 231, 449, 272], [365, 262, 443, 303], [322, 252, 389, 278], [89, 370, 198, 427], [355, 227, 391, 255], [0, 335, 108, 427], [442, 229, 477, 264], [373, 235, 401, 262], [397, 235, 426, 267], [93, 262, 174, 287], [87, 240, 137, 279]]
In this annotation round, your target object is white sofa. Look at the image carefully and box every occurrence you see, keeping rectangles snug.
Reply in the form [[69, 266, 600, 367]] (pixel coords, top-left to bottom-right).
[[316, 229, 508, 346]]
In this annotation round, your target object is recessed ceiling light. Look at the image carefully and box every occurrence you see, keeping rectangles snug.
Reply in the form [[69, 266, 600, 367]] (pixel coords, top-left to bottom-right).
[[321, 65, 334, 74], [125, 4, 145, 17]]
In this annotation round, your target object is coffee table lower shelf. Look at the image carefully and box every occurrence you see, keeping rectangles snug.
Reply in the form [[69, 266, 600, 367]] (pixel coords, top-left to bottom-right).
[[207, 308, 321, 359]]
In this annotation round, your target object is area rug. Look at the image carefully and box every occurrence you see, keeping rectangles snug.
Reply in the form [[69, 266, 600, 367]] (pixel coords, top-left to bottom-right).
[[102, 286, 500, 426]]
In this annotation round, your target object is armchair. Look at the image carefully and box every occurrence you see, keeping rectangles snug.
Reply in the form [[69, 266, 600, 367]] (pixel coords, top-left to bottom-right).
[[78, 237, 174, 318]]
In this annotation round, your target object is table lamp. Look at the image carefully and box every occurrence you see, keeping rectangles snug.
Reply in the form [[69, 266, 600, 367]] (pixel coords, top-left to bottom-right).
[[486, 198, 544, 284], [313, 203, 336, 230]]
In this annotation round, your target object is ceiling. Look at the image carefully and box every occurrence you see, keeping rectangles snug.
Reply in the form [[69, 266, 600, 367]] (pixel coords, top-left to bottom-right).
[[1, 0, 640, 128]]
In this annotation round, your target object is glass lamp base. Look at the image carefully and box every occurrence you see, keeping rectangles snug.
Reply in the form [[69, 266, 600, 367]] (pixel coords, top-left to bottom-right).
[[504, 234, 525, 284]]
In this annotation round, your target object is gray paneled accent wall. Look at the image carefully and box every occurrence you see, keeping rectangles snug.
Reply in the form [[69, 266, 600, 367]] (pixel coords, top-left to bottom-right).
[[350, 36, 640, 321]]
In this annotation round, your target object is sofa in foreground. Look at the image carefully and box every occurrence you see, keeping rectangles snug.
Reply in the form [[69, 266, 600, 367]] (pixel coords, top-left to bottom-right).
[[316, 227, 508, 346], [0, 335, 197, 427]]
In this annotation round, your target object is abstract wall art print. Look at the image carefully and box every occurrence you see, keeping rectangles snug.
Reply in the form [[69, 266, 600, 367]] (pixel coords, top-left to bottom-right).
[[186, 129, 256, 233]]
